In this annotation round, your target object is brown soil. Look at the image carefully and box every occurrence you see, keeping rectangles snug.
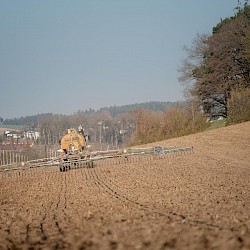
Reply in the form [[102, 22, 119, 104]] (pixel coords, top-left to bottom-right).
[[0, 122, 250, 250], [0, 128, 8, 134]]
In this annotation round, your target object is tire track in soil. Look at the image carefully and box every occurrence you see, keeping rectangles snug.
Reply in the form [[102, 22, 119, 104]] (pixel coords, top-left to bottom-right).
[[26, 170, 62, 248], [24, 169, 71, 249], [42, 172, 58, 240], [53, 169, 97, 249], [91, 161, 244, 234], [48, 171, 78, 249], [90, 159, 250, 250]]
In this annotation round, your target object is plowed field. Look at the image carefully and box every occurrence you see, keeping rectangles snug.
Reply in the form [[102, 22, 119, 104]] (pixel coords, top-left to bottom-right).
[[1, 122, 250, 250]]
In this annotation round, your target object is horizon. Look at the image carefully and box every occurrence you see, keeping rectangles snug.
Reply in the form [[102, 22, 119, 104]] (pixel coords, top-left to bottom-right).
[[1, 100, 183, 120], [0, 0, 238, 119]]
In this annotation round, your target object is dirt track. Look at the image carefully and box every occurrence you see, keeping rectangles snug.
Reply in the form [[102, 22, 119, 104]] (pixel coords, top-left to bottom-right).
[[0, 122, 250, 250]]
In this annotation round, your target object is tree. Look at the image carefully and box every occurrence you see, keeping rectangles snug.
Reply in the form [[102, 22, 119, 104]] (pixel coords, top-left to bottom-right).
[[179, 2, 250, 119], [178, 33, 210, 96]]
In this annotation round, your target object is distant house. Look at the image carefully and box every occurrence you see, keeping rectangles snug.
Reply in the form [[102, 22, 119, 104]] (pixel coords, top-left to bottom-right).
[[4, 130, 21, 140], [24, 131, 40, 140], [4, 131, 11, 137]]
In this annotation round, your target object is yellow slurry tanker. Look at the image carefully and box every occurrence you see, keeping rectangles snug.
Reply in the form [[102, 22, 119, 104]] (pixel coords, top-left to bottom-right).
[[59, 126, 92, 171]]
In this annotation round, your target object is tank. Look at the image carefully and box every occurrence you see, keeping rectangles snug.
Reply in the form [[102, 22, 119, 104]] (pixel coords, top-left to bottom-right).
[[61, 128, 85, 153], [60, 127, 89, 162]]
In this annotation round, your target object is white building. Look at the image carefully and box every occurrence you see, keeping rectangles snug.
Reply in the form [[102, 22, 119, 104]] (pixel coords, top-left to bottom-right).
[[24, 131, 40, 140]]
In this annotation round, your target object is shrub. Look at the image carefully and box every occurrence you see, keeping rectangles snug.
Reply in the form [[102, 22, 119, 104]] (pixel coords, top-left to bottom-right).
[[227, 88, 250, 123], [129, 104, 207, 146]]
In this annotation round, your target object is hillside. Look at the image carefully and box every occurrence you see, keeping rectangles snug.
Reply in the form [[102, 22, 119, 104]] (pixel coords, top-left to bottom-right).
[[0, 122, 250, 249], [97, 101, 184, 117], [148, 121, 250, 169], [2, 101, 181, 124]]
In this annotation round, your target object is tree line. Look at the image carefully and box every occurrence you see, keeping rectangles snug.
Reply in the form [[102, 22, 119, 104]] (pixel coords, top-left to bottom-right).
[[0, 101, 180, 126], [0, 101, 184, 148]]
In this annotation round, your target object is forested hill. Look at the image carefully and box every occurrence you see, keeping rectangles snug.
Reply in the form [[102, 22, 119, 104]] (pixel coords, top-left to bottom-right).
[[87, 101, 184, 117], [2, 101, 183, 125]]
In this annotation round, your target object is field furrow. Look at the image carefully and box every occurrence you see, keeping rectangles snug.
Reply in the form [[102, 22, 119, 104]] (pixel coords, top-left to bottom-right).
[[0, 122, 250, 249]]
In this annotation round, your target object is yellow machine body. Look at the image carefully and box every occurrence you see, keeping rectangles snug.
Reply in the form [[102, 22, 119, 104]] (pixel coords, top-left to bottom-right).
[[61, 128, 86, 155]]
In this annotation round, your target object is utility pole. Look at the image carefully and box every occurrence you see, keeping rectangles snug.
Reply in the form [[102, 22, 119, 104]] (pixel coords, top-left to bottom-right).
[[98, 121, 102, 144]]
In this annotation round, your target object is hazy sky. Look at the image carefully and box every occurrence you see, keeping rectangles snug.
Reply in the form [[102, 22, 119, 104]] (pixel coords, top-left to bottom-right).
[[0, 0, 238, 118]]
